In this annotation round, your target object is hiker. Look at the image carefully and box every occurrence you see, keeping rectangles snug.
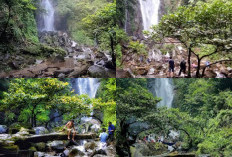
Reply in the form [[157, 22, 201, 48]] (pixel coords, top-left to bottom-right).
[[99, 128, 108, 149], [205, 61, 210, 68], [179, 59, 186, 76], [168, 56, 175, 77], [62, 120, 76, 141], [108, 122, 115, 142]]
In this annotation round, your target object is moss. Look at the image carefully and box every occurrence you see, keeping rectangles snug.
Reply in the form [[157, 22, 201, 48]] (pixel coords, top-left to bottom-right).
[[21, 43, 66, 57], [40, 44, 66, 57], [34, 142, 46, 151], [9, 123, 22, 134], [3, 145, 19, 151], [29, 146, 37, 151]]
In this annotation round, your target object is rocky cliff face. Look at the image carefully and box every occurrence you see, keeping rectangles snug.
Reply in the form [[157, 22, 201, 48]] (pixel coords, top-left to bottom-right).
[[125, 0, 144, 38]]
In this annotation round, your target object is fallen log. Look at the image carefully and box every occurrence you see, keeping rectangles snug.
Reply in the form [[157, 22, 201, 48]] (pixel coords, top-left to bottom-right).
[[14, 133, 96, 149]]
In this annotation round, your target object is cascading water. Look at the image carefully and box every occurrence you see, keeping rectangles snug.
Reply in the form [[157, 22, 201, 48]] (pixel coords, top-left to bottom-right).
[[71, 78, 100, 122], [40, 0, 55, 31], [153, 78, 174, 108], [72, 78, 100, 98], [139, 0, 160, 31]]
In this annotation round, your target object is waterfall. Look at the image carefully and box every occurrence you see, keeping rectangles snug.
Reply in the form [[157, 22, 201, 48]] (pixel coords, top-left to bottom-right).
[[154, 78, 174, 108], [40, 0, 55, 31], [139, 0, 160, 31], [71, 78, 100, 122], [149, 78, 174, 108], [72, 78, 100, 98]]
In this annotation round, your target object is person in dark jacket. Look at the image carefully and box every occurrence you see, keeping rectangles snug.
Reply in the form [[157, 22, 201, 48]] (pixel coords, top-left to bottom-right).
[[168, 57, 175, 78], [179, 59, 186, 76], [108, 122, 115, 142]]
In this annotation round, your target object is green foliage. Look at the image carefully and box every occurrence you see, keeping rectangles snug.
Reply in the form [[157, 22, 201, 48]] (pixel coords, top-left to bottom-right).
[[82, 1, 116, 53], [117, 78, 232, 156], [128, 41, 147, 55], [0, 0, 38, 43], [22, 43, 66, 57], [115, 26, 129, 67], [116, 79, 160, 155], [95, 78, 116, 127], [0, 79, 90, 127], [148, 0, 232, 77], [56, 0, 110, 46]]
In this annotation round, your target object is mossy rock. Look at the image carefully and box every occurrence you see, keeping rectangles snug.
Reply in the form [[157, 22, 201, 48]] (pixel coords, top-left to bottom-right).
[[29, 146, 37, 151], [40, 44, 66, 57], [34, 142, 46, 151], [9, 123, 22, 134], [21, 45, 42, 55], [84, 142, 97, 150], [3, 144, 19, 151], [21, 43, 66, 58], [69, 148, 85, 157]]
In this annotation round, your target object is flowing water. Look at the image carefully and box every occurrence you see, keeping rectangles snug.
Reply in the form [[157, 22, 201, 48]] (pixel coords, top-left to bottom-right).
[[40, 0, 55, 31], [154, 78, 174, 108], [139, 0, 160, 31], [71, 78, 100, 121], [72, 78, 100, 98]]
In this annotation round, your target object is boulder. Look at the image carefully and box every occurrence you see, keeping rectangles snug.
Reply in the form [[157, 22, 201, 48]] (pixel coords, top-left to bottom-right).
[[69, 148, 85, 157], [47, 140, 64, 152], [54, 68, 74, 77], [68, 64, 90, 77], [34, 152, 46, 157], [34, 142, 46, 151], [88, 65, 109, 78], [58, 73, 66, 78], [91, 124, 100, 133], [33, 127, 48, 135], [84, 142, 97, 150], [0, 125, 7, 133]]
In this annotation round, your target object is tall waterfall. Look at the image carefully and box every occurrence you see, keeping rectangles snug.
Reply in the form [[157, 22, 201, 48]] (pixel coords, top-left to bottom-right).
[[139, 0, 160, 31], [155, 78, 174, 108], [40, 0, 55, 31], [149, 78, 174, 108], [72, 78, 100, 98]]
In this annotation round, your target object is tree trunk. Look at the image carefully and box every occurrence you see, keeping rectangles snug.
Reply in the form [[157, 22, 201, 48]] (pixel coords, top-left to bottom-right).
[[196, 58, 201, 78], [118, 121, 131, 157], [202, 66, 207, 77], [110, 32, 116, 68], [34, 114, 37, 127], [187, 48, 192, 77]]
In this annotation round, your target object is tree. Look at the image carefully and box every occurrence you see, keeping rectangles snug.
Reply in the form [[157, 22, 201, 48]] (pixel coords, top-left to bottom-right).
[[94, 78, 116, 127], [116, 78, 160, 156], [82, 1, 116, 67], [0, 78, 90, 127], [0, 0, 38, 43], [148, 0, 232, 77]]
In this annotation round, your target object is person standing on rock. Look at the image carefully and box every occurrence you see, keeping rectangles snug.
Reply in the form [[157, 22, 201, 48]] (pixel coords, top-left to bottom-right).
[[108, 122, 115, 142], [179, 59, 186, 76], [62, 120, 76, 141], [168, 56, 175, 78], [99, 128, 108, 149]]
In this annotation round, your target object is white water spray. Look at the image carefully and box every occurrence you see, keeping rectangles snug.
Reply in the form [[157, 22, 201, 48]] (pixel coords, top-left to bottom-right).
[[41, 0, 55, 31], [139, 0, 160, 31], [154, 78, 174, 108], [75, 78, 100, 98], [72, 78, 100, 122]]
